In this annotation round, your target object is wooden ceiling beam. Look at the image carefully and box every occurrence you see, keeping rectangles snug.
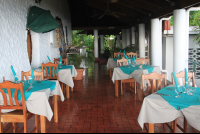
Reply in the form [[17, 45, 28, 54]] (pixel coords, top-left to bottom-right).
[[72, 26, 130, 30], [136, 0, 165, 9]]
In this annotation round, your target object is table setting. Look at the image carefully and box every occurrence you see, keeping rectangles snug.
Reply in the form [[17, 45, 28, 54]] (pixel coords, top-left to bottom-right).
[[137, 68, 200, 132]]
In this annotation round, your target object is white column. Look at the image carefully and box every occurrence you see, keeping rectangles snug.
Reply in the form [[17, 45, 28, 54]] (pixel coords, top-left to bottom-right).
[[131, 27, 135, 45], [122, 29, 127, 49], [30, 31, 40, 68], [117, 35, 120, 48], [94, 30, 98, 58], [139, 24, 145, 58], [151, 19, 161, 67], [126, 29, 130, 47], [100, 35, 104, 54], [173, 9, 186, 73]]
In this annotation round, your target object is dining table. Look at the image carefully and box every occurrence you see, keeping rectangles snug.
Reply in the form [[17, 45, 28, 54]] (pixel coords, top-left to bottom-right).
[[0, 80, 64, 133], [112, 64, 161, 97], [137, 85, 200, 133], [35, 65, 78, 99], [107, 57, 135, 78]]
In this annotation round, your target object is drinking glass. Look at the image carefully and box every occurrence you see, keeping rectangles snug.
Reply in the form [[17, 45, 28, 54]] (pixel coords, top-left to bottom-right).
[[28, 79, 33, 88], [187, 87, 196, 96], [181, 86, 186, 94], [175, 87, 182, 98]]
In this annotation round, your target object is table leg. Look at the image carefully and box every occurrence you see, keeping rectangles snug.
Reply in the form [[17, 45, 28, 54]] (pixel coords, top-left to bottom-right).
[[109, 68, 112, 78], [40, 115, 46, 133], [148, 123, 154, 133], [115, 80, 119, 97], [71, 87, 74, 92], [54, 95, 58, 123], [66, 85, 70, 99]]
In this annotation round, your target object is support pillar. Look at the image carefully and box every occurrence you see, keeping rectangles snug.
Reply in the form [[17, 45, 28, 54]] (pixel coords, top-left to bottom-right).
[[131, 27, 135, 45], [117, 35, 121, 48], [30, 31, 40, 68], [122, 29, 127, 49], [173, 9, 186, 73], [100, 35, 104, 57], [94, 30, 99, 61], [151, 18, 161, 67], [139, 24, 145, 58], [126, 29, 130, 47]]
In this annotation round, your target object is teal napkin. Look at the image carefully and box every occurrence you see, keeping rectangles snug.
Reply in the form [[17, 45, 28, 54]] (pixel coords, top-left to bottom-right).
[[118, 50, 121, 57], [172, 72, 181, 92], [133, 55, 136, 64], [124, 55, 131, 66], [60, 55, 62, 65], [47, 56, 51, 62], [157, 87, 200, 110], [10, 65, 18, 81], [185, 68, 188, 88], [124, 50, 125, 56], [30, 68, 35, 83]]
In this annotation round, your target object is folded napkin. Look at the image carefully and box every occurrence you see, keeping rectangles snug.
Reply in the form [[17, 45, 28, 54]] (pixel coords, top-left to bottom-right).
[[172, 72, 181, 92], [124, 50, 125, 56], [124, 55, 131, 66], [60, 55, 62, 65], [118, 50, 121, 57], [47, 56, 51, 62], [30, 68, 35, 83], [132, 55, 136, 64], [185, 68, 188, 88], [10, 65, 18, 81]]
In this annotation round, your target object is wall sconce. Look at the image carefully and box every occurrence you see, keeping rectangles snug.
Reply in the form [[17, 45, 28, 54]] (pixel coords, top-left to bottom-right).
[[35, 0, 42, 4]]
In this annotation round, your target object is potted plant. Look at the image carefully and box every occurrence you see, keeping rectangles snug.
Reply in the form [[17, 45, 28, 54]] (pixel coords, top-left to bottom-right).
[[69, 51, 95, 80]]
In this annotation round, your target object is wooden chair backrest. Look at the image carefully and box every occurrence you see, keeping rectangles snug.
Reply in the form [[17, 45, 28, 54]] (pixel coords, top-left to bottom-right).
[[120, 52, 124, 57], [171, 71, 195, 87], [136, 58, 149, 65], [114, 52, 119, 58], [54, 58, 68, 65], [117, 58, 130, 67], [142, 72, 167, 93], [21, 70, 44, 81], [126, 52, 137, 58], [42, 62, 59, 80], [0, 81, 27, 115]]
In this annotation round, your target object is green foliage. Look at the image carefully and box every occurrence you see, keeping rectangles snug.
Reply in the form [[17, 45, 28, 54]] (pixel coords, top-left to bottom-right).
[[72, 30, 94, 51], [189, 11, 200, 26], [170, 16, 174, 26], [69, 51, 95, 68]]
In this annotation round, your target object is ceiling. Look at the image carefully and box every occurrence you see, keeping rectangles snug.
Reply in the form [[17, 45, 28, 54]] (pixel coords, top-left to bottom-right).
[[68, 0, 200, 35]]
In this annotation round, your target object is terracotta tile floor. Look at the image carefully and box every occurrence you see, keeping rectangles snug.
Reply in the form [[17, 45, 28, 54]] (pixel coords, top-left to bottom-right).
[[3, 63, 200, 133]]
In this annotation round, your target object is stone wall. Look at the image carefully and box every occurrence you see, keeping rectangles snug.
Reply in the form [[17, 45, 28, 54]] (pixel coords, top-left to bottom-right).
[[0, 0, 72, 82]]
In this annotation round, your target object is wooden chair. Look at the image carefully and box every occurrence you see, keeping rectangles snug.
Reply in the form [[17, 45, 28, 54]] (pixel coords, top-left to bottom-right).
[[117, 58, 130, 66], [114, 52, 119, 58], [120, 52, 124, 57], [171, 70, 195, 133], [54, 58, 68, 65], [117, 58, 137, 95], [126, 52, 137, 58], [136, 57, 149, 65], [42, 62, 59, 81], [21, 70, 44, 81], [142, 72, 167, 99], [0, 81, 39, 133]]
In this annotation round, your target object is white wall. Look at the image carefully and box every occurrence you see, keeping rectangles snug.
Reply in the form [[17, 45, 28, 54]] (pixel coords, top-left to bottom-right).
[[0, 0, 72, 82]]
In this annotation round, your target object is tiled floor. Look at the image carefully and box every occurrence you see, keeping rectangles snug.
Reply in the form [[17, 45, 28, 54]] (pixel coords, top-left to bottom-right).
[[3, 63, 200, 133]]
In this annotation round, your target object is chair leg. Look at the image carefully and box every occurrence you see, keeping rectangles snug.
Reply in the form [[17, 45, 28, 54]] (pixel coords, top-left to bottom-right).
[[0, 121, 3, 133], [121, 81, 123, 95], [171, 119, 177, 133], [12, 122, 16, 133], [35, 115, 39, 133], [134, 81, 136, 94], [24, 119, 27, 133], [71, 87, 73, 92]]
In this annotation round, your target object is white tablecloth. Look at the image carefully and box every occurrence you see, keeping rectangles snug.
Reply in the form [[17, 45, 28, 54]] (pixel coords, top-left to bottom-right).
[[35, 65, 77, 88], [112, 66, 161, 88], [137, 85, 200, 131], [1, 80, 64, 121]]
